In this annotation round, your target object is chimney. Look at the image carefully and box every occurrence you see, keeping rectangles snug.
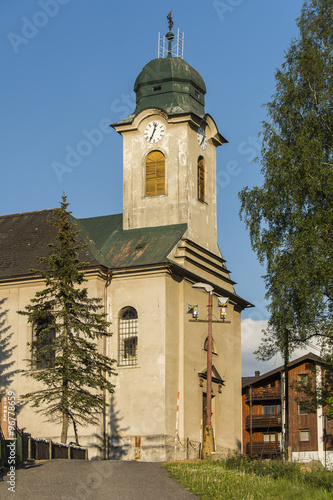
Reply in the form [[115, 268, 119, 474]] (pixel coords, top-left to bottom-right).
[[255, 371, 260, 377]]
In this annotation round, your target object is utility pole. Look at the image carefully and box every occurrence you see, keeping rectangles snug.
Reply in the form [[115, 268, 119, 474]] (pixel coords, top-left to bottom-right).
[[190, 283, 229, 459], [206, 290, 213, 428], [283, 328, 289, 461]]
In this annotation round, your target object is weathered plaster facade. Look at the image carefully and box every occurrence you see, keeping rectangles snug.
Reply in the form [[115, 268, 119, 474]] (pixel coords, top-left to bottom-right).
[[115, 110, 223, 255]]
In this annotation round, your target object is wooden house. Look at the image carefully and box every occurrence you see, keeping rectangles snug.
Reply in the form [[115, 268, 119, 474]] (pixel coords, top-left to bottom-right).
[[242, 353, 333, 467]]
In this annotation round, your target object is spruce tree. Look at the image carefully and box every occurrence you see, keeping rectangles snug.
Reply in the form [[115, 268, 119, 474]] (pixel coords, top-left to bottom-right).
[[19, 194, 116, 444]]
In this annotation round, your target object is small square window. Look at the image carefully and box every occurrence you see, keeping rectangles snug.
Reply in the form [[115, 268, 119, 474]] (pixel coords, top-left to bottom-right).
[[300, 429, 310, 441], [298, 374, 308, 387], [298, 403, 309, 415], [263, 405, 277, 415], [263, 432, 276, 442]]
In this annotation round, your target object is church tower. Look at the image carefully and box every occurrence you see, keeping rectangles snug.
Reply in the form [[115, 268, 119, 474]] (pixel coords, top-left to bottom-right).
[[112, 20, 227, 256]]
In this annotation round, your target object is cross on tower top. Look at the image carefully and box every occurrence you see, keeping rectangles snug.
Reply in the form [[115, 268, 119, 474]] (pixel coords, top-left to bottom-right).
[[167, 10, 174, 31]]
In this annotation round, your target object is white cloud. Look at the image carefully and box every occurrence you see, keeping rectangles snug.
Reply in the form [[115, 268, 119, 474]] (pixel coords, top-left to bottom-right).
[[241, 318, 278, 377], [241, 319, 321, 378]]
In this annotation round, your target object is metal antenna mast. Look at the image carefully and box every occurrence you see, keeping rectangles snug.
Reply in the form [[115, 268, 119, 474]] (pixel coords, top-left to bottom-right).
[[158, 11, 184, 59]]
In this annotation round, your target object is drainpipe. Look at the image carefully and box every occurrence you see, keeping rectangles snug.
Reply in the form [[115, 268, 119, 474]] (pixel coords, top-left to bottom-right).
[[250, 385, 253, 456], [103, 269, 112, 460]]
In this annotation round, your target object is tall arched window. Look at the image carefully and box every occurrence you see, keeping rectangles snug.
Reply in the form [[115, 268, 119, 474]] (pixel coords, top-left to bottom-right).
[[198, 156, 205, 202], [145, 151, 165, 196], [118, 307, 138, 366], [32, 316, 56, 369]]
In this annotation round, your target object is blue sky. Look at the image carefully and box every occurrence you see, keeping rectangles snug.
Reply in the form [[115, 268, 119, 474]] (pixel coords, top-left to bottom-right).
[[1, 0, 307, 373]]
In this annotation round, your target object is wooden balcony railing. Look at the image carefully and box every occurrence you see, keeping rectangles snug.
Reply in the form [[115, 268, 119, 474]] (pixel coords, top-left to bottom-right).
[[246, 441, 281, 456], [245, 414, 282, 429], [245, 387, 281, 402]]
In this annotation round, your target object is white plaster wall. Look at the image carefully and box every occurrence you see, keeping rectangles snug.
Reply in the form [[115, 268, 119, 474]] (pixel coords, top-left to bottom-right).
[[0, 276, 108, 458], [107, 272, 167, 440]]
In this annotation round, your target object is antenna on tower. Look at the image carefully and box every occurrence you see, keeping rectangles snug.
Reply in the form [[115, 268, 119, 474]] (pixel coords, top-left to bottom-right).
[[158, 11, 184, 59]]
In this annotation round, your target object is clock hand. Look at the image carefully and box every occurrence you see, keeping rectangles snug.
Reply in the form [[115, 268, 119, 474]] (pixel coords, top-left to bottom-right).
[[200, 135, 205, 146], [150, 123, 157, 141]]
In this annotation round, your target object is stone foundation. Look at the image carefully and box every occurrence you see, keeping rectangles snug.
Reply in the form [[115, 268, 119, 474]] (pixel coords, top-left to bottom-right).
[[108, 434, 202, 462]]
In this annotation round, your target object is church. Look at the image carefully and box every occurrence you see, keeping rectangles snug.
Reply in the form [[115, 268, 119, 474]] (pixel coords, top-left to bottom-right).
[[0, 20, 251, 461]]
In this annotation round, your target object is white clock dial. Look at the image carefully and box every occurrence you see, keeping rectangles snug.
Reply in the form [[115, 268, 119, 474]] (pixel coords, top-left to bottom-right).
[[144, 121, 165, 144], [197, 127, 207, 150]]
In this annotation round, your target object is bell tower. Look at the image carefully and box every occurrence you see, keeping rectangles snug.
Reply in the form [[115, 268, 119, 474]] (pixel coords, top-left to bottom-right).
[[112, 17, 227, 256]]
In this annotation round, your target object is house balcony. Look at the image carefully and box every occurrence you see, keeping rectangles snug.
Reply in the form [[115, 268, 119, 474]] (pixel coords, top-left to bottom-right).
[[245, 387, 281, 403], [246, 441, 281, 456], [245, 414, 282, 429]]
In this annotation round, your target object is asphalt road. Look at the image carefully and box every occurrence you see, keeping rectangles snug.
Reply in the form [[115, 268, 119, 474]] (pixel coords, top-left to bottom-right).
[[0, 460, 200, 500]]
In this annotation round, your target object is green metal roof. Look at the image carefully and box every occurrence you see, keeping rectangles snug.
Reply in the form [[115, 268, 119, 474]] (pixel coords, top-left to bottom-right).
[[113, 57, 206, 126], [77, 214, 187, 269], [0, 210, 186, 276]]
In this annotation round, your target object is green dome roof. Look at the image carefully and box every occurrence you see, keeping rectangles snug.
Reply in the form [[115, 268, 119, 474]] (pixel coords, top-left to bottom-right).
[[133, 57, 206, 118], [134, 57, 206, 93], [112, 57, 207, 127]]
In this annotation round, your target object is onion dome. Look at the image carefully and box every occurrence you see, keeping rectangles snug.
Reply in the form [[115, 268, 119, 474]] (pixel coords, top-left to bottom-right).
[[133, 57, 206, 118]]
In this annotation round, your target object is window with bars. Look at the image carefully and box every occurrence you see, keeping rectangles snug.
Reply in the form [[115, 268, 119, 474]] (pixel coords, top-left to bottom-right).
[[198, 156, 205, 202], [32, 316, 56, 369], [145, 151, 165, 196], [118, 307, 138, 366]]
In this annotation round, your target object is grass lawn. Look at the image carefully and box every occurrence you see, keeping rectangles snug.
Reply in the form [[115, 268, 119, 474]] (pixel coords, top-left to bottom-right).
[[162, 456, 333, 500]]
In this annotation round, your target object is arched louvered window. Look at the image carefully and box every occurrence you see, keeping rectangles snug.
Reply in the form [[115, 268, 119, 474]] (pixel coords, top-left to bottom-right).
[[198, 156, 205, 202], [145, 151, 165, 196], [118, 307, 138, 366]]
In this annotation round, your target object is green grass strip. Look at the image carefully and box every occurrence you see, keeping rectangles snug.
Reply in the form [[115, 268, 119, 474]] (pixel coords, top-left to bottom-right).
[[162, 457, 333, 500]]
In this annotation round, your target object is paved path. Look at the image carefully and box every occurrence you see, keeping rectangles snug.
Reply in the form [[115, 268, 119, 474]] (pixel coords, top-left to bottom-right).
[[0, 460, 200, 500]]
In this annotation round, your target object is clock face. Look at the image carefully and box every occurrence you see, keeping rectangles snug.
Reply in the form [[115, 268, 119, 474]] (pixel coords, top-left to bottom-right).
[[144, 121, 165, 144], [197, 127, 207, 151]]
